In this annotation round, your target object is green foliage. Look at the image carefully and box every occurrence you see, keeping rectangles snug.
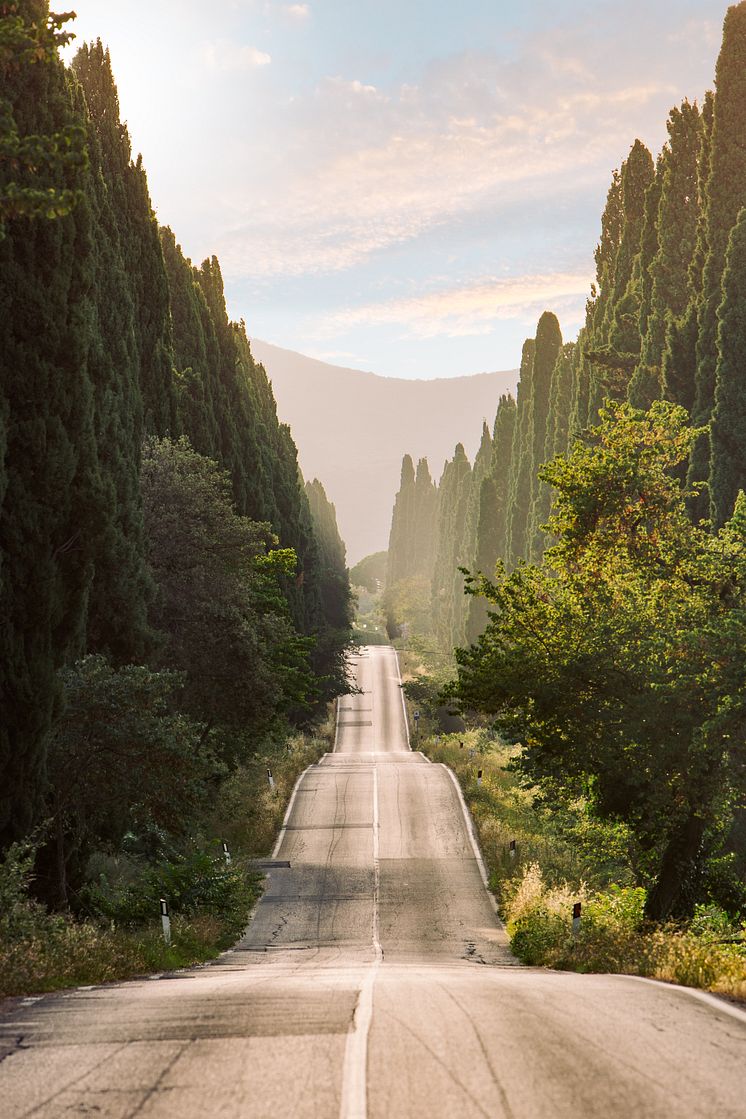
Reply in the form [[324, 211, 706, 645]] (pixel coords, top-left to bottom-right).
[[0, 3, 86, 231], [710, 207, 746, 527], [46, 654, 216, 906], [141, 436, 316, 737], [350, 550, 387, 593], [456, 401, 746, 921], [86, 848, 258, 940]]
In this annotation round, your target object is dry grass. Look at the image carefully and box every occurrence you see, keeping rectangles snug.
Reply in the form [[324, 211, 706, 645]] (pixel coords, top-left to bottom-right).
[[423, 731, 746, 1002]]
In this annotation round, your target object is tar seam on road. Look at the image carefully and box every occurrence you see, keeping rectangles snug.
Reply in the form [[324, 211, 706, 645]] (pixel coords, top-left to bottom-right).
[[393, 647, 411, 750], [271, 765, 314, 860], [339, 763, 382, 1119]]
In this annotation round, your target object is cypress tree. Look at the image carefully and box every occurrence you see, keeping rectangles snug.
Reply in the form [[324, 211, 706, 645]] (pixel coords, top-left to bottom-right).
[[505, 339, 535, 566], [530, 342, 575, 560], [465, 477, 501, 645], [587, 141, 655, 417], [709, 208, 746, 527], [305, 478, 353, 689], [525, 312, 562, 560], [627, 158, 664, 409], [689, 3, 746, 518], [412, 457, 438, 579], [0, 9, 98, 843], [431, 445, 471, 649], [385, 455, 417, 588], [489, 393, 517, 558]]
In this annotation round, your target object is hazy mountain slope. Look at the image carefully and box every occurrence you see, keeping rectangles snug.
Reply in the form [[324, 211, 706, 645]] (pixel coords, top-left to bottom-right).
[[250, 339, 518, 564]]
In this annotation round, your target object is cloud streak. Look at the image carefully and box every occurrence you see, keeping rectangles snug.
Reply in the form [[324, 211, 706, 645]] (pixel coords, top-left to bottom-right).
[[314, 272, 594, 339]]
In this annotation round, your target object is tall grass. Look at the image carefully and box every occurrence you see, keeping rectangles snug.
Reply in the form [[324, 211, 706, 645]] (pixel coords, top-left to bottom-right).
[[424, 731, 746, 1002]]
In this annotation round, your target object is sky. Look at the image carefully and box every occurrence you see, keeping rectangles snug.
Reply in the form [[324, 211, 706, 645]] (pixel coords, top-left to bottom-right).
[[62, 1, 726, 379]]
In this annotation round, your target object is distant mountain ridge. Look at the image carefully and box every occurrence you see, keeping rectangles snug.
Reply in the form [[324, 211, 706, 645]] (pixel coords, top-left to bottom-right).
[[250, 339, 519, 564]]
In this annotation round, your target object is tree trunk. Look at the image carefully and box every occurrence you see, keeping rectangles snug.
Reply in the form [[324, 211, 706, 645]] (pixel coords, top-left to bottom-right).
[[644, 810, 707, 922]]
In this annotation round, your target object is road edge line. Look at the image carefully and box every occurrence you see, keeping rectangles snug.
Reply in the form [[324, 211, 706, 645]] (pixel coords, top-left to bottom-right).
[[392, 647, 411, 751], [441, 764, 501, 920], [616, 974, 746, 1025], [271, 764, 314, 859]]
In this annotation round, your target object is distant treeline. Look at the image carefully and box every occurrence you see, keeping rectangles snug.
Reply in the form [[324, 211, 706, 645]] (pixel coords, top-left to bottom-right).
[[385, 1, 746, 651], [0, 4, 352, 887]]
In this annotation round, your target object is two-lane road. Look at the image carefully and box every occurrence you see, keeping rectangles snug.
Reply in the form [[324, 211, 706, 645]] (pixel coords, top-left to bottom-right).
[[1, 645, 744, 1117]]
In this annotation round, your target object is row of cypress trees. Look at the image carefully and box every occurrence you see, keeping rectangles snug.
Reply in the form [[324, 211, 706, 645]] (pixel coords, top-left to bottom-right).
[[0, 6, 351, 847], [385, 0, 746, 653]]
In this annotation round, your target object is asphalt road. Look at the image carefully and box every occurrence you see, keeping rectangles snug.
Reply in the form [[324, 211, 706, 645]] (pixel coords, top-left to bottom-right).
[[1, 644, 745, 1117]]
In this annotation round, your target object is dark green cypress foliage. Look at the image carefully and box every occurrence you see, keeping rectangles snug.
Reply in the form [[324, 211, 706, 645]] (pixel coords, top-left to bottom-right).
[[568, 325, 592, 437], [525, 312, 562, 560], [432, 445, 471, 649], [627, 159, 664, 409], [72, 42, 176, 439], [466, 393, 515, 641], [489, 392, 516, 556], [505, 339, 535, 566], [689, 4, 746, 517], [412, 457, 438, 579], [709, 208, 746, 527], [386, 455, 417, 588], [462, 421, 493, 596], [643, 102, 703, 376], [587, 142, 655, 417], [530, 342, 575, 560], [70, 47, 152, 661], [304, 478, 353, 688], [465, 477, 501, 645], [0, 17, 99, 843], [663, 93, 713, 417], [159, 227, 221, 454]]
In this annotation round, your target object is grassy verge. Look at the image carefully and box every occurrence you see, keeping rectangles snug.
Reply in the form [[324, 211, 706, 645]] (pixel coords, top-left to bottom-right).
[[0, 718, 333, 999], [422, 731, 746, 1003]]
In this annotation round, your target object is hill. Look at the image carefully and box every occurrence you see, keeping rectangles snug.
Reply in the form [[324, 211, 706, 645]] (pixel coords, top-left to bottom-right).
[[249, 339, 518, 564]]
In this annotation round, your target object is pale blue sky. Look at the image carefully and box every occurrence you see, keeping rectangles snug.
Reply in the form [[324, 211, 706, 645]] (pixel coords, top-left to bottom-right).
[[64, 1, 726, 378]]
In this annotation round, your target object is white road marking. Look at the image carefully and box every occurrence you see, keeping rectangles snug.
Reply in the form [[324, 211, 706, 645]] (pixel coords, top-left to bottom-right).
[[441, 764, 500, 916], [333, 691, 342, 753], [619, 974, 746, 1025], [339, 764, 382, 1119], [392, 647, 411, 750], [271, 765, 314, 859]]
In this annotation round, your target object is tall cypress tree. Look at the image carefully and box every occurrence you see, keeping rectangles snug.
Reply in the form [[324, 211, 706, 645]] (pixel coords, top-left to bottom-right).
[[525, 312, 562, 560], [0, 9, 98, 843], [530, 342, 575, 560], [709, 208, 746, 527], [386, 455, 417, 588], [662, 93, 713, 416], [689, 3, 746, 518], [431, 445, 471, 649], [587, 141, 655, 417], [412, 457, 438, 579], [505, 339, 535, 566]]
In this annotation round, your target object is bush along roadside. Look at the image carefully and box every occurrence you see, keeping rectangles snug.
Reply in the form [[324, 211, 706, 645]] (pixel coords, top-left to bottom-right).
[[0, 719, 333, 999], [422, 731, 746, 1003]]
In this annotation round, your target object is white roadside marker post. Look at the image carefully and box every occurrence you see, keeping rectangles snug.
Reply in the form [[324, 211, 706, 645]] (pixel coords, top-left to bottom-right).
[[572, 901, 582, 935], [509, 839, 517, 859], [477, 769, 483, 787], [414, 710, 420, 742], [160, 898, 171, 946], [222, 841, 232, 865], [267, 768, 275, 790]]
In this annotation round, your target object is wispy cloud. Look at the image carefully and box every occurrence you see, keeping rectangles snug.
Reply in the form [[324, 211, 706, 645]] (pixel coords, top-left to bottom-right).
[[284, 3, 310, 20], [202, 41, 271, 70], [313, 272, 594, 339]]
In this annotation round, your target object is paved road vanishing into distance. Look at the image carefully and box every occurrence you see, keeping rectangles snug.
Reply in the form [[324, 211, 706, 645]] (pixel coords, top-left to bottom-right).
[[1, 645, 745, 1117]]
